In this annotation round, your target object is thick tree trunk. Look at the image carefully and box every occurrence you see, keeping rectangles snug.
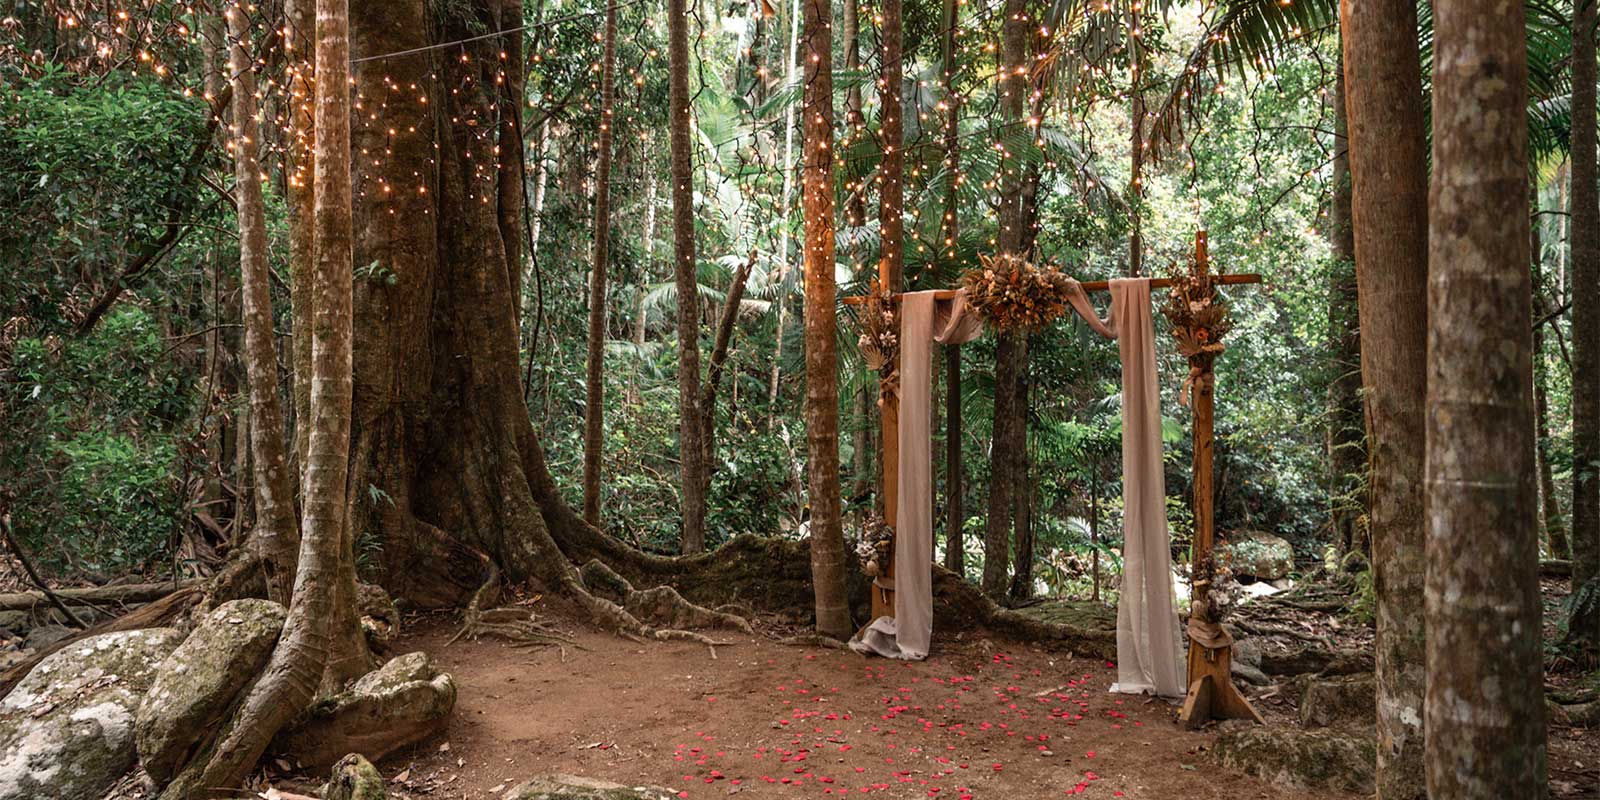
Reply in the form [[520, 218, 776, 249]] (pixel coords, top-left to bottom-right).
[[1327, 57, 1365, 564], [1339, 2, 1429, 796], [160, 2, 357, 793], [669, 0, 708, 553], [1568, 0, 1600, 651], [1425, 6, 1547, 795], [801, 0, 851, 639], [583, 0, 620, 527], [841, 0, 866, 232], [230, 4, 299, 605], [982, 0, 1028, 598]]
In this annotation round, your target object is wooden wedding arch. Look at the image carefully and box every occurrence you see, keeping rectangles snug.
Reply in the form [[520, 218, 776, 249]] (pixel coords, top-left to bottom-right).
[[845, 232, 1266, 728]]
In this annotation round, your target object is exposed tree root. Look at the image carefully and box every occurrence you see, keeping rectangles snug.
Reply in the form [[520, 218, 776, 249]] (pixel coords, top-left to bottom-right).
[[779, 634, 849, 649], [579, 559, 754, 634], [448, 563, 576, 649]]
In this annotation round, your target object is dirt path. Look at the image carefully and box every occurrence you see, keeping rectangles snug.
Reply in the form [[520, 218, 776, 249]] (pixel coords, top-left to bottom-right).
[[380, 612, 1357, 800]]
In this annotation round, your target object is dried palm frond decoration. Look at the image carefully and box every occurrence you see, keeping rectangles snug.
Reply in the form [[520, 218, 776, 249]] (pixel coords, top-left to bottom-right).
[[857, 280, 899, 378], [959, 253, 1073, 330], [1160, 246, 1232, 404]]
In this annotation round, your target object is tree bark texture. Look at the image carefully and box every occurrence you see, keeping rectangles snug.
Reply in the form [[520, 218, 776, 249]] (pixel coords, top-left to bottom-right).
[[583, 0, 620, 527], [878, 0, 903, 292], [1339, 2, 1429, 796], [1568, 0, 1600, 650], [229, 3, 300, 605], [1425, 5, 1547, 795], [1328, 57, 1366, 563], [669, 0, 708, 553], [160, 1, 357, 793], [285, 0, 316, 476], [982, 0, 1030, 599], [801, 0, 852, 639]]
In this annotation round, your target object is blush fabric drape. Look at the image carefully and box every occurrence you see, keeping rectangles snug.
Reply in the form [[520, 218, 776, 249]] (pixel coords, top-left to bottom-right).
[[1065, 278, 1186, 698], [851, 290, 984, 660]]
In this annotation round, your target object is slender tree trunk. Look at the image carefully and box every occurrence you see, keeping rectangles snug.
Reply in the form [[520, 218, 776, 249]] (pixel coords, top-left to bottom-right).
[[878, 0, 903, 292], [1568, 0, 1600, 651], [841, 0, 866, 232], [522, 117, 551, 338], [939, 0, 963, 577], [634, 158, 657, 349], [160, 1, 355, 793], [943, 346, 963, 574], [801, 0, 851, 639], [229, 4, 298, 605], [1339, 2, 1429, 795], [1425, 6, 1547, 795], [670, 0, 708, 553], [1008, 372, 1033, 601], [583, 0, 620, 527], [286, 0, 315, 475], [767, 0, 801, 419], [1328, 56, 1365, 563], [1533, 184, 1570, 560]]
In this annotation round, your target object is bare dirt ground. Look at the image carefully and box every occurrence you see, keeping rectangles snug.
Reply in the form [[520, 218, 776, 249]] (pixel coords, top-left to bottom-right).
[[370, 604, 1361, 800]]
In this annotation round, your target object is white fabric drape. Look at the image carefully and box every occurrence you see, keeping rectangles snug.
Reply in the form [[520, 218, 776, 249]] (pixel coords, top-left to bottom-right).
[[1065, 278, 1186, 698], [851, 290, 983, 660]]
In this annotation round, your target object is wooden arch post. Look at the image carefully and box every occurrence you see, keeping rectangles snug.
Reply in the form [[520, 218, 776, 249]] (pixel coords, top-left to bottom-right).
[[1176, 232, 1264, 728]]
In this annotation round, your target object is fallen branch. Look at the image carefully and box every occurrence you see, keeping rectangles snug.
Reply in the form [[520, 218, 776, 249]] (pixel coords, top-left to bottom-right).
[[0, 511, 86, 629], [0, 579, 199, 612]]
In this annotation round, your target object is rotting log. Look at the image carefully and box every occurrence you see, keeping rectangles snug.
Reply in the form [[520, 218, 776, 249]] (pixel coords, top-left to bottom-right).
[[0, 580, 201, 612]]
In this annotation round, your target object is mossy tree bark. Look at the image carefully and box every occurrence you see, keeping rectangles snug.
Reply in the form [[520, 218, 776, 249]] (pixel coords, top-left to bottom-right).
[[1424, 3, 1547, 794], [1339, 2, 1429, 796]]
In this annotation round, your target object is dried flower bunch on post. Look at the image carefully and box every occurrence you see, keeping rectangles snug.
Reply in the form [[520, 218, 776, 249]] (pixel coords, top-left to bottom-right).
[[960, 253, 1073, 330], [1161, 253, 1232, 364], [857, 280, 900, 382], [855, 513, 894, 578]]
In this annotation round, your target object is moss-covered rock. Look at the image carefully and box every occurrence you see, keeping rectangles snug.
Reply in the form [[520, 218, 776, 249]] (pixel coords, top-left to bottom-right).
[[273, 652, 455, 774], [322, 753, 386, 800], [135, 598, 287, 784], [1213, 721, 1375, 793], [0, 628, 183, 800], [1298, 673, 1376, 728], [1219, 530, 1295, 580], [503, 774, 674, 800]]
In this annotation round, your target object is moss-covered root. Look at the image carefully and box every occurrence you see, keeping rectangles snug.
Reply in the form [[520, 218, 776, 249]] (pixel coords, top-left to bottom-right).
[[579, 559, 754, 635], [322, 754, 386, 800]]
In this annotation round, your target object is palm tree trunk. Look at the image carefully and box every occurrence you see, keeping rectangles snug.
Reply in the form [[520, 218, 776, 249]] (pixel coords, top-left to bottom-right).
[[878, 0, 903, 291], [1340, 1, 1430, 795], [1424, 5, 1546, 794], [801, 0, 851, 639], [939, 0, 963, 577], [669, 0, 707, 552], [229, 4, 298, 605], [583, 0, 620, 527]]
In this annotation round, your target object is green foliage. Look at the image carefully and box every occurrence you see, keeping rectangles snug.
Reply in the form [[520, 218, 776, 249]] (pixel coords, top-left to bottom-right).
[[4, 307, 190, 574]]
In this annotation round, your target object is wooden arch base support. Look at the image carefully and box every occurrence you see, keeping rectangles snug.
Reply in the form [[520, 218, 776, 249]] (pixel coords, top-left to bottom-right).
[[1178, 640, 1264, 729]]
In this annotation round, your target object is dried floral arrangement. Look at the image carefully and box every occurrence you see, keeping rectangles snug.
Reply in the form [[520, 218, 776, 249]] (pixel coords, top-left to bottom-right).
[[959, 253, 1074, 331], [856, 281, 899, 384], [1160, 251, 1232, 366], [855, 514, 895, 578]]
